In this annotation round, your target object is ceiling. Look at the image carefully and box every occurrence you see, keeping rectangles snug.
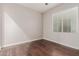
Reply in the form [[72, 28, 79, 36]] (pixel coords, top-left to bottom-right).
[[20, 3, 60, 13]]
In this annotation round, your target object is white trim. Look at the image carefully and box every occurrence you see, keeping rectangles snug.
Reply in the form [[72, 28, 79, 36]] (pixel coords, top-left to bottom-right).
[[61, 17, 63, 32], [76, 7, 79, 33], [44, 38, 79, 50], [52, 7, 78, 33], [3, 39, 40, 47]]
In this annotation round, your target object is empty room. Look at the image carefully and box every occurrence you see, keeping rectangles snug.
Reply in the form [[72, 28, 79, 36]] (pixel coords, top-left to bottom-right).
[[0, 3, 79, 56]]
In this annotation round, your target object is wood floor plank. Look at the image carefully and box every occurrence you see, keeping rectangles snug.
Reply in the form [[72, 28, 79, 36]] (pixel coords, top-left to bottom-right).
[[0, 39, 79, 56]]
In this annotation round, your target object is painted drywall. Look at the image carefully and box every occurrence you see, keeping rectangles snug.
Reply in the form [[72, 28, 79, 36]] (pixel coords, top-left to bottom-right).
[[2, 4, 42, 47], [0, 5, 2, 48], [43, 3, 79, 49], [1, 3, 79, 49]]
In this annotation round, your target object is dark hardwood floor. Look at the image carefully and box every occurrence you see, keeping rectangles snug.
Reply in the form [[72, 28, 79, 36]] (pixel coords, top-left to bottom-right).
[[0, 39, 79, 56]]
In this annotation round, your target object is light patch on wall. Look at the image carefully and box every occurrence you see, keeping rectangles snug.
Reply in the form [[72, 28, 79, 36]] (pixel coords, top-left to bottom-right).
[[3, 12, 31, 46]]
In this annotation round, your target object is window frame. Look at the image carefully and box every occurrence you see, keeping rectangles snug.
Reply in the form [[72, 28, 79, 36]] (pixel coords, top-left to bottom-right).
[[52, 7, 78, 33]]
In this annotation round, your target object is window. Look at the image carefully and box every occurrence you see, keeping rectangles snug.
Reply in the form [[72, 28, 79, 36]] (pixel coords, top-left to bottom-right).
[[53, 7, 78, 32]]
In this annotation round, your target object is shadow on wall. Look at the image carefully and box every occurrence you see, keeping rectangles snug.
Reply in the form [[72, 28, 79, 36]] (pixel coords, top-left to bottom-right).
[[3, 6, 42, 39], [3, 12, 31, 46], [2, 5, 42, 46], [3, 5, 42, 40]]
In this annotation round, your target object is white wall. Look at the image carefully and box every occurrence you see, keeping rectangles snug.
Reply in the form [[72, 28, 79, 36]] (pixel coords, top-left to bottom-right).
[[43, 3, 79, 49], [0, 5, 2, 48], [1, 3, 79, 49], [2, 4, 42, 47]]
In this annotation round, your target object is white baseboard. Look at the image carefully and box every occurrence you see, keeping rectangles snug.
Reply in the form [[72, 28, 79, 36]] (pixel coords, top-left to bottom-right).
[[44, 38, 79, 50], [3, 39, 40, 47]]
